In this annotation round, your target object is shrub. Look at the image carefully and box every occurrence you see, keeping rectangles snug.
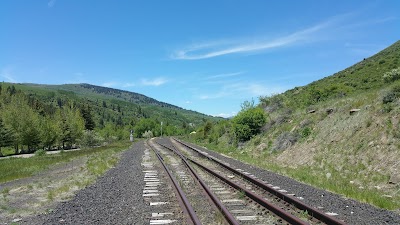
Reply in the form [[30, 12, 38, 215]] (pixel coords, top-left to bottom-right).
[[383, 68, 400, 83], [142, 130, 154, 139], [80, 130, 104, 147], [232, 107, 266, 141], [34, 149, 46, 157], [382, 84, 400, 104]]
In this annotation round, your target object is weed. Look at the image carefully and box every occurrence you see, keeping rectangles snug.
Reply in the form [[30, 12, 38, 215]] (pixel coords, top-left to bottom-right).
[[301, 127, 312, 138], [2, 188, 10, 199], [47, 190, 54, 201], [299, 210, 309, 220], [237, 190, 246, 199]]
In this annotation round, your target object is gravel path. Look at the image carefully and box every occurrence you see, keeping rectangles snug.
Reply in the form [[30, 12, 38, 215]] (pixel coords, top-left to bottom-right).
[[23, 141, 151, 225], [176, 138, 400, 225]]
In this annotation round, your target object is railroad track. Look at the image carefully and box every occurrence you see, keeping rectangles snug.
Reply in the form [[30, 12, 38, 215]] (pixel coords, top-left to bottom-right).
[[147, 138, 348, 225]]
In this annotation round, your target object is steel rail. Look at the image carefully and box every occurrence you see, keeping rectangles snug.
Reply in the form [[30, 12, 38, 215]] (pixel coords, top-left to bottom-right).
[[158, 140, 308, 225], [173, 138, 348, 225], [156, 141, 240, 225], [147, 140, 202, 225]]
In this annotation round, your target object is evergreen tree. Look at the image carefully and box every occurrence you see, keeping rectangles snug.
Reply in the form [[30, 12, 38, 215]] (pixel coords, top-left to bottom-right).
[[81, 105, 95, 130], [116, 116, 123, 127], [0, 118, 14, 156], [60, 118, 72, 149]]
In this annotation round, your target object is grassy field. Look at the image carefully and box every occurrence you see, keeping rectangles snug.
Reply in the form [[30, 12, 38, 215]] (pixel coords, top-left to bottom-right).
[[0, 141, 132, 184]]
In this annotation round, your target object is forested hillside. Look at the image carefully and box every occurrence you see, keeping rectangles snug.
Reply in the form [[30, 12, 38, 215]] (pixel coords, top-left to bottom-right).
[[0, 83, 218, 156], [189, 40, 400, 210]]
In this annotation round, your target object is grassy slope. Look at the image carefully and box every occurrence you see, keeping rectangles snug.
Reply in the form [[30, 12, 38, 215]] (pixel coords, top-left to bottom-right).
[[1, 83, 219, 127], [250, 41, 400, 209], [190, 40, 400, 210]]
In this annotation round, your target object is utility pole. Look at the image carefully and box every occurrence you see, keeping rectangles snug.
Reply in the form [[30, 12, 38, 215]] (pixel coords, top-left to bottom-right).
[[161, 122, 163, 137]]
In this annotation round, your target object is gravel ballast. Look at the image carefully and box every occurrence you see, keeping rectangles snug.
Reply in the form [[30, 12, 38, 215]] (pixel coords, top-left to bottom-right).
[[24, 141, 151, 225], [175, 138, 400, 225]]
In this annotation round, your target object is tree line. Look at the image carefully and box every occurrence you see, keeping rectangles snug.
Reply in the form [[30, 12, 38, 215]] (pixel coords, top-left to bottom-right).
[[0, 83, 198, 156], [0, 85, 90, 155]]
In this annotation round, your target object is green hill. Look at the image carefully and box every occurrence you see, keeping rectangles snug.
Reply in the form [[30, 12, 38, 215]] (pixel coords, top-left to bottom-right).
[[0, 82, 220, 156], [189, 40, 400, 210]]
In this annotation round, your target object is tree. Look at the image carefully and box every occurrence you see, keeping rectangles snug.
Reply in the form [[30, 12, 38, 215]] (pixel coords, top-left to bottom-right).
[[0, 118, 14, 156], [232, 107, 266, 142], [58, 106, 85, 149], [134, 118, 157, 137], [81, 105, 95, 130], [40, 117, 60, 150]]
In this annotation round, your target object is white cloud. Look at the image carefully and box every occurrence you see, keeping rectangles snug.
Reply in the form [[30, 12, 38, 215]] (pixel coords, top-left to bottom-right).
[[122, 82, 136, 87], [102, 82, 118, 87], [185, 101, 192, 104], [0, 68, 17, 83], [214, 112, 237, 118], [48, 0, 56, 8], [141, 77, 168, 86], [204, 71, 244, 80], [198, 81, 284, 100], [170, 13, 355, 60]]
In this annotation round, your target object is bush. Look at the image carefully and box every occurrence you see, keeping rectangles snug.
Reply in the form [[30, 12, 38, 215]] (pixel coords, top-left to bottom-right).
[[80, 130, 104, 147], [382, 84, 400, 104], [142, 130, 154, 139], [383, 68, 400, 83], [232, 107, 266, 141], [34, 149, 46, 157]]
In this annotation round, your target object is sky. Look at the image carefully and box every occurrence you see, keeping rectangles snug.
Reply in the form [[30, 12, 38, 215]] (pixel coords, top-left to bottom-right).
[[1, 1, 399, 117]]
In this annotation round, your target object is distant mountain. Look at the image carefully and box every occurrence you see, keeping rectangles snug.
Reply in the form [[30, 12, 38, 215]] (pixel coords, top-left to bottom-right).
[[3, 82, 221, 131]]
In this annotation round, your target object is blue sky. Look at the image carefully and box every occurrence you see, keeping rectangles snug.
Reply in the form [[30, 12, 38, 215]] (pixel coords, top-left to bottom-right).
[[1, 1, 399, 117]]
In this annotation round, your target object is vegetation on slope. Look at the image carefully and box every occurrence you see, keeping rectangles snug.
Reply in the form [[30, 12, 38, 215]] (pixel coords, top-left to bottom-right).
[[187, 40, 400, 210], [0, 82, 217, 156]]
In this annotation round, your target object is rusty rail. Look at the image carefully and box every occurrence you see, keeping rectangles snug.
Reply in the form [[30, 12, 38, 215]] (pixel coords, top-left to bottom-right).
[[147, 140, 201, 225], [158, 140, 308, 225], [173, 138, 348, 225]]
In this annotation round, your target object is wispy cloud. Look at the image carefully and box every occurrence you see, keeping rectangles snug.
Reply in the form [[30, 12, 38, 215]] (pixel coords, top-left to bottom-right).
[[204, 71, 244, 80], [48, 0, 56, 8], [0, 68, 17, 83], [102, 82, 118, 87], [171, 13, 364, 60], [171, 24, 330, 60], [198, 81, 285, 100], [122, 82, 136, 87], [141, 77, 168, 86]]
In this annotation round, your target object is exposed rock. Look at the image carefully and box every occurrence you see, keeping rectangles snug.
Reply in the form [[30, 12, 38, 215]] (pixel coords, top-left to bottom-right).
[[326, 108, 334, 114], [389, 173, 400, 184], [349, 109, 360, 115], [326, 173, 332, 179], [256, 143, 268, 152], [308, 109, 316, 114], [382, 195, 393, 198]]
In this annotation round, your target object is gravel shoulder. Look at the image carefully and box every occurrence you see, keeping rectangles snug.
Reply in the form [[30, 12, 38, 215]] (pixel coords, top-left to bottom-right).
[[21, 141, 150, 225], [177, 138, 400, 225]]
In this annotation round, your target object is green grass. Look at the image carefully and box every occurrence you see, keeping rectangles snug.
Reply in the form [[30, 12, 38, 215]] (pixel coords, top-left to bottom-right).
[[0, 141, 131, 184], [187, 138, 400, 210]]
